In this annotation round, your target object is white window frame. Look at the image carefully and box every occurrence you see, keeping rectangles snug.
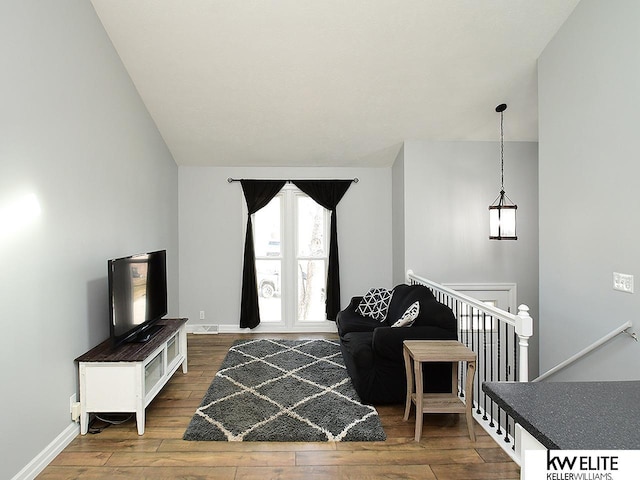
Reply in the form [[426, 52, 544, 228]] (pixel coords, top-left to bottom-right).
[[242, 184, 337, 333]]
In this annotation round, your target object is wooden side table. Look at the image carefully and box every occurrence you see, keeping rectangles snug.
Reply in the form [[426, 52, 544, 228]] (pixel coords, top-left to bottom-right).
[[403, 340, 477, 442]]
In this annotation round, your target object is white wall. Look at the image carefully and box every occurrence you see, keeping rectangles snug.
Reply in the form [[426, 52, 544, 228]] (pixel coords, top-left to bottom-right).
[[391, 145, 406, 285], [0, 2, 178, 478], [179, 166, 392, 330], [538, 0, 640, 381], [398, 140, 539, 375]]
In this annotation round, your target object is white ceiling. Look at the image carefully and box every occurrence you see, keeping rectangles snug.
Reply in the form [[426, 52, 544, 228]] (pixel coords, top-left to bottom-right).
[[90, 0, 580, 167]]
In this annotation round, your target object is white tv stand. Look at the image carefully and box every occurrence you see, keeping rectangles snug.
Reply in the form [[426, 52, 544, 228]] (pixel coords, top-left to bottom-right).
[[76, 318, 188, 435]]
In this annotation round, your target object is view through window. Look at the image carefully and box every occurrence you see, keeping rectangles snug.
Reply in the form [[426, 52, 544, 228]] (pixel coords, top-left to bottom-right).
[[253, 186, 329, 326]]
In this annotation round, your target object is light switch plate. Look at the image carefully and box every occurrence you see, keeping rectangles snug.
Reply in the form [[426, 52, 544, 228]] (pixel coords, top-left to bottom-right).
[[613, 272, 634, 293]]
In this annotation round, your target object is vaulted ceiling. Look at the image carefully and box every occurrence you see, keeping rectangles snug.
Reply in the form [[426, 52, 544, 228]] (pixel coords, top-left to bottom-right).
[[90, 0, 580, 167]]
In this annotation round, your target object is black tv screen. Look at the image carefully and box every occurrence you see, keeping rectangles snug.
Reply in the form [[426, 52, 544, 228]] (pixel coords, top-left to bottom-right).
[[108, 250, 167, 347]]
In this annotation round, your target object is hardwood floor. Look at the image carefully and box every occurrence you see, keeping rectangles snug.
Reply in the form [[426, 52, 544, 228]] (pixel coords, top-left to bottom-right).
[[39, 333, 519, 479]]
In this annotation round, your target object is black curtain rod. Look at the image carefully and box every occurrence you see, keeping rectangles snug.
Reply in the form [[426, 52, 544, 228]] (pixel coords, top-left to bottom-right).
[[227, 177, 359, 184]]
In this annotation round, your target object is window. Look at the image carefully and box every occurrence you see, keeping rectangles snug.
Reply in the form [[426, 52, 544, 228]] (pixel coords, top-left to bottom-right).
[[252, 185, 330, 327]]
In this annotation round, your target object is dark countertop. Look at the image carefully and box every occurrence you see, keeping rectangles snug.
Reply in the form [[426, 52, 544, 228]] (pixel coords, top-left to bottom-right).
[[483, 380, 640, 450]]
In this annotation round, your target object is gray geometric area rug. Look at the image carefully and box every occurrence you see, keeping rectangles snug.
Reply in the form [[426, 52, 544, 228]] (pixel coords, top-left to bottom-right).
[[183, 338, 386, 442]]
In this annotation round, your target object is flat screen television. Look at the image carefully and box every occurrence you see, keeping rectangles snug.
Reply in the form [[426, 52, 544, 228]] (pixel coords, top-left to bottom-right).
[[108, 249, 167, 348]]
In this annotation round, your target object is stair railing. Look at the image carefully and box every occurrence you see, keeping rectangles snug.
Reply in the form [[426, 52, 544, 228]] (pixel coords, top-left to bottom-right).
[[406, 270, 533, 464], [533, 321, 636, 382]]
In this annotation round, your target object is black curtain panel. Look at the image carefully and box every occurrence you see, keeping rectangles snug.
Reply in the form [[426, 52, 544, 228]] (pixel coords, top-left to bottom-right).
[[292, 180, 352, 321], [240, 180, 286, 328]]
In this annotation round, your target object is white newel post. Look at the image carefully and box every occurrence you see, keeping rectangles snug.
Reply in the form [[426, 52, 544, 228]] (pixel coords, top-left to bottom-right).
[[515, 304, 533, 382], [406, 269, 414, 284]]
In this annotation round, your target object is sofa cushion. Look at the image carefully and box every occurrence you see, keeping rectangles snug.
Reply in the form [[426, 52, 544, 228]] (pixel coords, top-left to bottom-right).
[[339, 331, 375, 368], [372, 325, 458, 363], [412, 299, 457, 331], [383, 284, 456, 332], [385, 284, 434, 326], [355, 287, 393, 321], [391, 301, 419, 327]]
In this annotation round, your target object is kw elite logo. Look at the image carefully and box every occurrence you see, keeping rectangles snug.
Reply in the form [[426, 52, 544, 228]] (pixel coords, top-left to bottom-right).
[[545, 450, 617, 480]]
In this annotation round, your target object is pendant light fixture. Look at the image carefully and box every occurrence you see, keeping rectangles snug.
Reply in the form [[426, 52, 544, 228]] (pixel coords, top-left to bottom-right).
[[489, 103, 517, 240]]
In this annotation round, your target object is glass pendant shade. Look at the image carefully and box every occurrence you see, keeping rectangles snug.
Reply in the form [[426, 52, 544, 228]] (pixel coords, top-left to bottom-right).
[[489, 190, 517, 240]]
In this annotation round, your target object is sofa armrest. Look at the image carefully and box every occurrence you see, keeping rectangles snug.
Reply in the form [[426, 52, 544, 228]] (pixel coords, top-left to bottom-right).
[[337, 296, 378, 337], [371, 326, 458, 363], [345, 296, 364, 312]]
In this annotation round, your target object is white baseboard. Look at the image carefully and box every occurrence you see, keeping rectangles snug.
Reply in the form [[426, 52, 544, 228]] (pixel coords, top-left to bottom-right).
[[187, 323, 338, 335], [218, 323, 338, 334], [12, 422, 79, 480]]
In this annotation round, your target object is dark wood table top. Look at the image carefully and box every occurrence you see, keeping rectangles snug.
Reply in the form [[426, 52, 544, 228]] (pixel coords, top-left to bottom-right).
[[76, 318, 187, 363]]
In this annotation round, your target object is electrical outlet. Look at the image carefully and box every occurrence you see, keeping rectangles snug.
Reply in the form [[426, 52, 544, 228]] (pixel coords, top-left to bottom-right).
[[69, 393, 81, 422], [200, 310, 205, 320], [613, 272, 634, 293], [71, 402, 81, 422]]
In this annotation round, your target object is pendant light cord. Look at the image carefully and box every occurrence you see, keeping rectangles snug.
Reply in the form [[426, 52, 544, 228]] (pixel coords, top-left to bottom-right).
[[500, 109, 504, 192]]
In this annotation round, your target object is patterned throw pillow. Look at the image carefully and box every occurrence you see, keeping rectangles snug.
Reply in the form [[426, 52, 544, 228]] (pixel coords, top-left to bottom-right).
[[391, 301, 420, 327], [356, 288, 394, 321]]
